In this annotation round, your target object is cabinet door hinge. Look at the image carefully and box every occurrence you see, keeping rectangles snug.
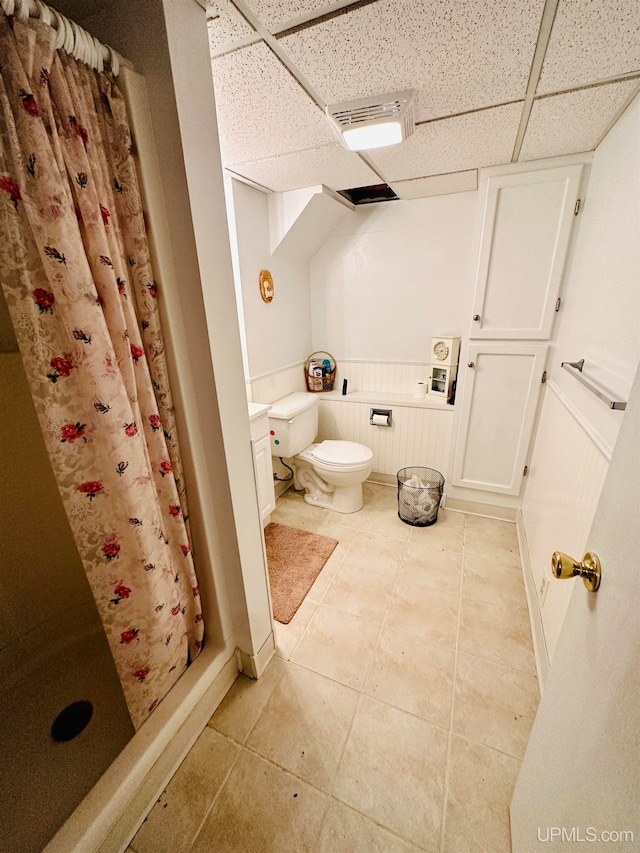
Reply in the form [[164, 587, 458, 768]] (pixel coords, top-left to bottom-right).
[[523, 465, 529, 477], [542, 370, 547, 384], [555, 297, 561, 312], [574, 198, 581, 215]]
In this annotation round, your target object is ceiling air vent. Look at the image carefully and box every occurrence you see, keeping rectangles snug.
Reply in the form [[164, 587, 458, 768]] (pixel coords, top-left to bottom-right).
[[327, 90, 414, 151], [337, 184, 399, 205]]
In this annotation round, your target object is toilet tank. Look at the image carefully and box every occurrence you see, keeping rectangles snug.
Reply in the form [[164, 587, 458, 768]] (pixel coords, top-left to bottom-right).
[[268, 392, 318, 457]]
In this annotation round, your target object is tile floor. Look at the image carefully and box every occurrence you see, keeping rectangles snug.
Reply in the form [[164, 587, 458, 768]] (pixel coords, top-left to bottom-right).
[[129, 483, 539, 853]]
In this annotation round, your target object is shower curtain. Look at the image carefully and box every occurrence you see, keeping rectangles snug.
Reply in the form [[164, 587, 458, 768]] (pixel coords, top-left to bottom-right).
[[0, 10, 204, 729]]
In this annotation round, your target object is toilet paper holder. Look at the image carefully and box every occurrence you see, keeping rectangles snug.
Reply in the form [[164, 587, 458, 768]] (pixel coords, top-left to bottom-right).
[[370, 408, 392, 427]]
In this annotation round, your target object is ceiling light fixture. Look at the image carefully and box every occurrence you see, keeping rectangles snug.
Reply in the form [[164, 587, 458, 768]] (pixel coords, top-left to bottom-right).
[[326, 90, 414, 152]]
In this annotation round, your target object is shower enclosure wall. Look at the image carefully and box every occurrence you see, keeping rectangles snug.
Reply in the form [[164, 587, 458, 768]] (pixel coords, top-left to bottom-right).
[[0, 338, 135, 853]]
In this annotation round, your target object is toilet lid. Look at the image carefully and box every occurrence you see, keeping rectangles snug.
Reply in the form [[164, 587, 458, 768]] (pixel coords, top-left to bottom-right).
[[312, 440, 373, 466]]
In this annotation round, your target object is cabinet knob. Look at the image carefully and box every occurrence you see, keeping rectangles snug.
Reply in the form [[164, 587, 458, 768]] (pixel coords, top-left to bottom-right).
[[473, 314, 481, 322], [468, 362, 475, 368]]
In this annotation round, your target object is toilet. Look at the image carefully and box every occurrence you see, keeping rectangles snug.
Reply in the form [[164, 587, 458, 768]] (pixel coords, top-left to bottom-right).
[[268, 392, 373, 513]]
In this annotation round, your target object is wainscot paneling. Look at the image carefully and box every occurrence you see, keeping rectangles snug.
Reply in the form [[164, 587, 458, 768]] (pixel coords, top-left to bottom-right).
[[521, 382, 609, 666]]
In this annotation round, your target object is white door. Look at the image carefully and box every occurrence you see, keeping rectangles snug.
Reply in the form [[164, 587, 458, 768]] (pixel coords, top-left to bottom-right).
[[510, 367, 640, 851], [452, 343, 548, 495], [470, 165, 583, 340]]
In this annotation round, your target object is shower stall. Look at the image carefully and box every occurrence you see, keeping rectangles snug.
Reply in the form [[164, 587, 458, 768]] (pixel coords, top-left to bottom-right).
[[0, 341, 135, 853]]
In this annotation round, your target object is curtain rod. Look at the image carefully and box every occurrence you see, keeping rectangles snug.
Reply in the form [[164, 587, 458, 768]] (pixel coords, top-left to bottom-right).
[[0, 0, 127, 75]]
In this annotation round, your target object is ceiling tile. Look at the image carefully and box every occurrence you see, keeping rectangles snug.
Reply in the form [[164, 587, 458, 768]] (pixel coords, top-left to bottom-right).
[[279, 0, 544, 121], [520, 81, 640, 161], [389, 170, 478, 200], [537, 0, 640, 95], [207, 0, 257, 55], [212, 41, 336, 164], [244, 1, 356, 32], [227, 143, 380, 192], [368, 103, 523, 182]]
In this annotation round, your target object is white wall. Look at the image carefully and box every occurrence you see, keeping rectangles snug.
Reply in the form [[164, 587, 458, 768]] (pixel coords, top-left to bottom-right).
[[0, 353, 90, 650], [549, 93, 640, 455], [310, 193, 477, 363], [228, 179, 312, 383], [521, 93, 640, 675]]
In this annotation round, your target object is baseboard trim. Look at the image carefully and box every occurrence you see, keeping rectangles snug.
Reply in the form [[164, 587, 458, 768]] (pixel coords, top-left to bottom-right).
[[236, 631, 277, 680], [516, 509, 549, 691], [45, 648, 239, 853], [443, 496, 518, 521]]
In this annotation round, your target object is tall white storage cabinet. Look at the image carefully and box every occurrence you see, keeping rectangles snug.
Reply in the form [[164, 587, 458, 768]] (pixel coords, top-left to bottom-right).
[[453, 164, 584, 496]]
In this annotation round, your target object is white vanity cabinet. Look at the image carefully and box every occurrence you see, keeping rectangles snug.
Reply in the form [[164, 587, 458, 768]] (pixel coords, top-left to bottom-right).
[[470, 165, 583, 340], [248, 403, 276, 526]]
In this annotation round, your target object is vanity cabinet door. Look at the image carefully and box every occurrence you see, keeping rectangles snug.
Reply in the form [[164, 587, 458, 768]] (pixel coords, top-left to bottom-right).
[[470, 165, 583, 340], [452, 344, 548, 495], [253, 433, 276, 524]]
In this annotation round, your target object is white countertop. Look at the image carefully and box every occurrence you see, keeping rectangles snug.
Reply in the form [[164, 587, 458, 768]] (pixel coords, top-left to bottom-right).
[[319, 389, 455, 410], [247, 401, 271, 421]]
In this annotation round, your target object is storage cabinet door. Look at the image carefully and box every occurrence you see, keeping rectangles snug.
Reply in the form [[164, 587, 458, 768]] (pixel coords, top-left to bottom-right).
[[252, 434, 276, 523], [470, 166, 582, 339], [452, 344, 548, 495]]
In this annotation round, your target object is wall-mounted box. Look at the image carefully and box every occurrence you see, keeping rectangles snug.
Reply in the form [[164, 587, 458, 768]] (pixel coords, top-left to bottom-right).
[[430, 364, 457, 399]]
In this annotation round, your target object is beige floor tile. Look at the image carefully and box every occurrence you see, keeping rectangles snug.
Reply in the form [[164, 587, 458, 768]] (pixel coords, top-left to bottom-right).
[[322, 561, 396, 623], [246, 662, 359, 792], [271, 494, 328, 533], [462, 553, 527, 608], [464, 516, 520, 567], [385, 577, 459, 649], [400, 542, 463, 595], [333, 695, 448, 850], [359, 504, 412, 541], [208, 657, 285, 744], [341, 529, 407, 575], [305, 553, 341, 604], [291, 605, 379, 689], [317, 800, 424, 852], [363, 627, 455, 727], [304, 500, 369, 532], [363, 482, 397, 510], [408, 509, 466, 553], [131, 728, 240, 853], [453, 653, 539, 759], [458, 596, 536, 674], [191, 750, 329, 853], [314, 519, 362, 561], [444, 734, 521, 853], [275, 598, 318, 660]]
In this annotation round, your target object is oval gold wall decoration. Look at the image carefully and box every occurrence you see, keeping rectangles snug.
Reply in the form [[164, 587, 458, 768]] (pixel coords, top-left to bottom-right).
[[259, 269, 274, 303]]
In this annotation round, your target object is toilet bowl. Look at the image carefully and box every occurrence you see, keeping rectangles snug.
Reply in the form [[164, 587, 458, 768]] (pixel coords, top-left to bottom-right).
[[267, 393, 373, 514], [294, 440, 373, 513]]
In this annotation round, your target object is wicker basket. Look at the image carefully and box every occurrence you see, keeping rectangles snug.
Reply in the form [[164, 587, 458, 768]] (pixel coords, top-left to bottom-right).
[[304, 351, 336, 392]]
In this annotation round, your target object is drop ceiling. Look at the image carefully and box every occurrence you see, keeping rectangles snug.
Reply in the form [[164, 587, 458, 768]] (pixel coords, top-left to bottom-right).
[[207, 0, 640, 199]]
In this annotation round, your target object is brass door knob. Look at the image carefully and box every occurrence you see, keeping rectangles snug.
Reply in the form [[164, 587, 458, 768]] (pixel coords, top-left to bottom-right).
[[551, 551, 601, 592]]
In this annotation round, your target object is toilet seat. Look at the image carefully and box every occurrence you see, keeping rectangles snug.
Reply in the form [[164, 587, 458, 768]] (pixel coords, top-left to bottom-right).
[[311, 440, 373, 469]]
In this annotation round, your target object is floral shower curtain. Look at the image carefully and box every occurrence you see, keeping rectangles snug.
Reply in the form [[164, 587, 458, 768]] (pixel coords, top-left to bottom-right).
[[0, 11, 204, 729]]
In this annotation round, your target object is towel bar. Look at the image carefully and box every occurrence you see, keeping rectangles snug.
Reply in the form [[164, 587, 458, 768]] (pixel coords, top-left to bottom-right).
[[560, 359, 627, 411]]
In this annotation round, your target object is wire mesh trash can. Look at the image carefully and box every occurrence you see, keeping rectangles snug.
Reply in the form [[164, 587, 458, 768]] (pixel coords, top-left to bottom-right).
[[397, 467, 445, 527]]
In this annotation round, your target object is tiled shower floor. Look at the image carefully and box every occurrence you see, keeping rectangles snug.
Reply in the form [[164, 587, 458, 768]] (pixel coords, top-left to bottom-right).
[[129, 483, 539, 853]]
